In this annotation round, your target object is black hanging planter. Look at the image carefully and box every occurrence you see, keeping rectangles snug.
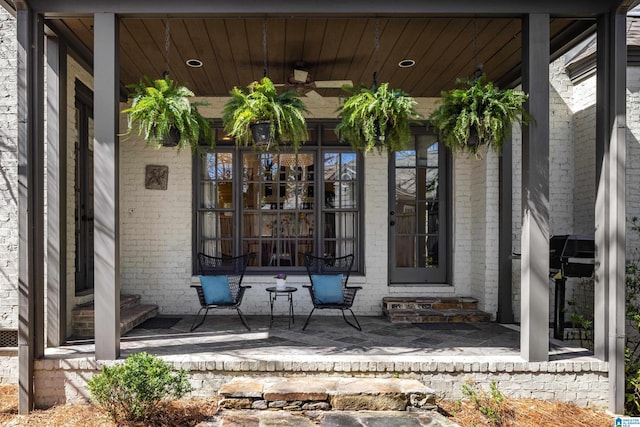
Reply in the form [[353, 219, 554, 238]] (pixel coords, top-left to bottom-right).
[[467, 127, 479, 149], [250, 121, 272, 146], [161, 127, 181, 147]]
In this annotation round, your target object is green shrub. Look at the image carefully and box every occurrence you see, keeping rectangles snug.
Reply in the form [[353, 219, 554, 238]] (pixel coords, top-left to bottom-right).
[[626, 217, 640, 415], [462, 380, 511, 426], [87, 351, 192, 423]]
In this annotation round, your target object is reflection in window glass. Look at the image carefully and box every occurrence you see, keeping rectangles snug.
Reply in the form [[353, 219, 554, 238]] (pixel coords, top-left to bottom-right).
[[394, 134, 440, 271], [197, 149, 235, 258], [241, 152, 316, 267], [195, 124, 362, 273], [322, 153, 358, 259]]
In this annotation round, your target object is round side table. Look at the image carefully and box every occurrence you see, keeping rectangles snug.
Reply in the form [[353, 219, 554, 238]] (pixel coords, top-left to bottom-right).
[[266, 286, 297, 329]]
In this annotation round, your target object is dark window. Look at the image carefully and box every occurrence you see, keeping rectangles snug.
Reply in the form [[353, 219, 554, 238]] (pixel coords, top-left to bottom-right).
[[194, 123, 363, 274], [74, 79, 94, 294]]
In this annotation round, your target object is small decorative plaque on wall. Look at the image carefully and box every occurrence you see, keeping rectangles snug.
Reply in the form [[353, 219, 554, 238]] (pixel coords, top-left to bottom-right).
[[145, 165, 169, 190]]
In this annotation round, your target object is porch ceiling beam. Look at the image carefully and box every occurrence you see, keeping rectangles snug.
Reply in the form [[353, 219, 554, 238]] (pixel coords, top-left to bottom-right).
[[20, 0, 632, 17]]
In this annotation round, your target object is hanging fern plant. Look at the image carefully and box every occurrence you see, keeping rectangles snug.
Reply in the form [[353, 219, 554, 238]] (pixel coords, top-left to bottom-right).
[[335, 83, 421, 154], [428, 76, 532, 156], [221, 77, 310, 152], [122, 76, 214, 152]]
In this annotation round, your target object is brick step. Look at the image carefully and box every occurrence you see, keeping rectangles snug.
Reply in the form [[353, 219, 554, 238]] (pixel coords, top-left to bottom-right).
[[383, 307, 491, 324], [218, 377, 436, 412], [120, 304, 159, 335], [72, 294, 141, 315], [71, 294, 158, 338], [382, 296, 480, 311]]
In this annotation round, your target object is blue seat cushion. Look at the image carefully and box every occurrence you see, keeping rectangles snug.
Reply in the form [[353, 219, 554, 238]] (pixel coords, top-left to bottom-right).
[[311, 274, 344, 304], [199, 275, 233, 305]]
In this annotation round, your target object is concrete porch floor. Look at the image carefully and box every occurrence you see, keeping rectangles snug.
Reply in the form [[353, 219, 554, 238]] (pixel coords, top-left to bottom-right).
[[34, 315, 608, 409]]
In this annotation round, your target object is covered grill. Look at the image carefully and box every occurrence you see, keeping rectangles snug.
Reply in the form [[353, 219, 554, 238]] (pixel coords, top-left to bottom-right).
[[549, 235, 595, 339]]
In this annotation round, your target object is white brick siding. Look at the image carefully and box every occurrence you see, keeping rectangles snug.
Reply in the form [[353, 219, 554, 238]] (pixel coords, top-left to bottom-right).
[[0, 9, 18, 329]]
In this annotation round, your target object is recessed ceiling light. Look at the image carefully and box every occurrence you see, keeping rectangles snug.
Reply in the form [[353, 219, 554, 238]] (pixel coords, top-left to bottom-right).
[[186, 59, 203, 68], [398, 59, 416, 68]]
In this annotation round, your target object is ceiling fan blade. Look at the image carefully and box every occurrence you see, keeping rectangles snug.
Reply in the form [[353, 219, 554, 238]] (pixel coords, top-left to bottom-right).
[[304, 89, 323, 99], [293, 69, 309, 83], [313, 80, 353, 88]]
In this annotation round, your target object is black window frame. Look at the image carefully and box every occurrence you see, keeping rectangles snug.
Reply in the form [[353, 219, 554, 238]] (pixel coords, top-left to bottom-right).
[[192, 121, 365, 275]]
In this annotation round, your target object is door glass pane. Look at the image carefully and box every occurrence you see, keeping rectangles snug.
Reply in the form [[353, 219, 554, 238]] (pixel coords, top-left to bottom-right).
[[425, 235, 439, 267], [395, 150, 415, 168], [425, 169, 438, 200], [396, 236, 416, 268], [396, 169, 416, 200], [242, 151, 316, 267], [396, 204, 416, 234], [391, 132, 446, 283], [337, 182, 357, 208]]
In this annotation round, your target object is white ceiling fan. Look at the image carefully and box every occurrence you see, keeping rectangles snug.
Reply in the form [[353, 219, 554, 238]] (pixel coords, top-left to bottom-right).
[[275, 67, 352, 99]]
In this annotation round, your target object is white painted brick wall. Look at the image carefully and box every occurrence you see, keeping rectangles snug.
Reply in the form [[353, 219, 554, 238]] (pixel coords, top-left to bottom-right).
[[0, 9, 18, 329], [627, 67, 640, 254], [31, 357, 608, 409]]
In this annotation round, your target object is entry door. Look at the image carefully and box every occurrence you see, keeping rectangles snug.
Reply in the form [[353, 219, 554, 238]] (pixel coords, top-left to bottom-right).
[[389, 133, 448, 284], [74, 80, 94, 294]]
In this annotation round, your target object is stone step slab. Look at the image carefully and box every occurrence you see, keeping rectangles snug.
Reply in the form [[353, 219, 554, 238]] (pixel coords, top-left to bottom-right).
[[202, 410, 456, 427], [383, 308, 491, 324], [218, 377, 436, 412], [382, 296, 480, 311]]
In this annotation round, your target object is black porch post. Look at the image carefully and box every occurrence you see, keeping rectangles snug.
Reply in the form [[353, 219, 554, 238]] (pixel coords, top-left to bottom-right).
[[16, 5, 45, 414], [520, 13, 550, 363], [595, 7, 627, 415]]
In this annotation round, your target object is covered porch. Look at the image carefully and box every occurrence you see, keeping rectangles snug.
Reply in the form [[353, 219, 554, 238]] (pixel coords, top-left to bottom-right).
[[35, 314, 605, 408], [4, 0, 635, 415]]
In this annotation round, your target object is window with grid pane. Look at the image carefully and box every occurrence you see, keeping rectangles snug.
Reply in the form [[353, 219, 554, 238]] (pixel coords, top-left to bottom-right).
[[194, 123, 363, 274]]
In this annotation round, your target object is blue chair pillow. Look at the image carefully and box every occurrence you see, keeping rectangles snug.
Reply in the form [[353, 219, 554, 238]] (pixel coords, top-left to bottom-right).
[[311, 274, 344, 304], [199, 275, 233, 305]]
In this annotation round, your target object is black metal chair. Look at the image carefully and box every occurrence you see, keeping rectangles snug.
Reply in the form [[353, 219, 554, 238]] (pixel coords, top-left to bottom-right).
[[303, 253, 362, 331], [190, 252, 254, 332]]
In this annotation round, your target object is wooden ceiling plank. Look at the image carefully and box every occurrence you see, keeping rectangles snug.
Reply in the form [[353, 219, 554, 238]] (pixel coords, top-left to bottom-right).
[[165, 18, 211, 95], [224, 18, 255, 87], [373, 18, 421, 90], [328, 18, 368, 91], [205, 18, 236, 92], [301, 19, 328, 75], [263, 19, 287, 83], [142, 19, 199, 92], [121, 18, 167, 81], [59, 15, 596, 98], [183, 18, 225, 96], [118, 19, 148, 87], [405, 18, 463, 95], [279, 18, 308, 85], [420, 18, 476, 95], [391, 18, 446, 94]]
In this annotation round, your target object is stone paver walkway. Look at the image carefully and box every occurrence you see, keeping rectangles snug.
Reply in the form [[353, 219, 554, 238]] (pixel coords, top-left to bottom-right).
[[198, 409, 459, 427]]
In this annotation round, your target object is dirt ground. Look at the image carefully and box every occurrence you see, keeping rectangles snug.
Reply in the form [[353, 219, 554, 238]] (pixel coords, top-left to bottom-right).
[[0, 385, 614, 426]]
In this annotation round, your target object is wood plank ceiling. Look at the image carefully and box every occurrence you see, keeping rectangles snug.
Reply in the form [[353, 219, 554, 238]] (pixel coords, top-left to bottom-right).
[[58, 17, 589, 98]]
